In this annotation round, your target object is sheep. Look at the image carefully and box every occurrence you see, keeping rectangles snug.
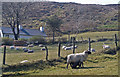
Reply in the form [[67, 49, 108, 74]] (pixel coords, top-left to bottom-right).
[[15, 47, 20, 50], [41, 47, 46, 51], [62, 46, 66, 49], [28, 50, 34, 53], [28, 44, 34, 47], [66, 50, 91, 69], [22, 47, 27, 50], [20, 60, 29, 63], [103, 45, 110, 49], [10, 46, 15, 49], [39, 44, 44, 47], [64, 47, 72, 50], [24, 49, 28, 52]]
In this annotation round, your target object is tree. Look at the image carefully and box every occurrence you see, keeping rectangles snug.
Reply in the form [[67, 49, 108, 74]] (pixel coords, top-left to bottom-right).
[[2, 2, 30, 40], [46, 15, 63, 43]]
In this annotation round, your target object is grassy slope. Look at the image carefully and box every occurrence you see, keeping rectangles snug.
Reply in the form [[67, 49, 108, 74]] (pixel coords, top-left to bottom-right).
[[2, 31, 119, 75]]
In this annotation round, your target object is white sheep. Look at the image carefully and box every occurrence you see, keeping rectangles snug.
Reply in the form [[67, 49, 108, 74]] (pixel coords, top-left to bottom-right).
[[64, 47, 72, 50], [28, 50, 34, 53], [20, 60, 29, 63], [22, 47, 27, 50], [66, 50, 91, 69], [41, 47, 46, 51], [103, 45, 110, 49], [39, 44, 44, 47], [10, 46, 15, 49], [28, 44, 34, 47], [62, 46, 66, 49], [16, 47, 20, 50]]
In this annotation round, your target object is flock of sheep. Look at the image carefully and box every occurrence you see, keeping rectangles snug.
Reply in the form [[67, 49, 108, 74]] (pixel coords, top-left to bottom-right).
[[9, 44, 110, 68]]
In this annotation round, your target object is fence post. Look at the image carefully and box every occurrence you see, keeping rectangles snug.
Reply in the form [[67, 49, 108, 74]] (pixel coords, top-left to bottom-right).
[[3, 46, 6, 65], [115, 34, 118, 48], [88, 38, 91, 51], [58, 42, 61, 57], [45, 46, 48, 61], [73, 37, 76, 54]]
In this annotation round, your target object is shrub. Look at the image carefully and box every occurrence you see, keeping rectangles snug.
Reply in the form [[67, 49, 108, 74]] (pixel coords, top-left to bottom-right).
[[18, 38, 28, 42], [2, 37, 14, 45], [28, 36, 46, 44], [14, 40, 27, 46]]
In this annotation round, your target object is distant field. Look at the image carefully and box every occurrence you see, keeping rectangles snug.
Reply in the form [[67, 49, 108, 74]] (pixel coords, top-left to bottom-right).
[[2, 31, 119, 76]]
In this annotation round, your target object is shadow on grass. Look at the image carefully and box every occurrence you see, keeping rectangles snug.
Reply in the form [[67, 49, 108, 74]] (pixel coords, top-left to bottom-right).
[[60, 66, 104, 69], [74, 66, 104, 69]]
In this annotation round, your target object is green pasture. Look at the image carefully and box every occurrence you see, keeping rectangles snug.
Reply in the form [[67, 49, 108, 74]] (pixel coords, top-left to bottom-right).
[[2, 31, 119, 76]]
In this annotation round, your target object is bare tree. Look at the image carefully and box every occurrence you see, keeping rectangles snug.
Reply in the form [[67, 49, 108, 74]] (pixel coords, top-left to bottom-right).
[[46, 15, 63, 43], [2, 2, 30, 40]]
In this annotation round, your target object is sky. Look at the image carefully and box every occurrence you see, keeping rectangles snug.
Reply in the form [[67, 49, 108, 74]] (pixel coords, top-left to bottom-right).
[[48, 0, 120, 5]]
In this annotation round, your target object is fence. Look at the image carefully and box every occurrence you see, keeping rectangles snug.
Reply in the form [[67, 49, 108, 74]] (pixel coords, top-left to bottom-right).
[[2, 34, 119, 65]]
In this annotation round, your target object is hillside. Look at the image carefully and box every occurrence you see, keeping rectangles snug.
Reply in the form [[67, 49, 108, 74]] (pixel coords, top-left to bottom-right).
[[2, 2, 119, 35]]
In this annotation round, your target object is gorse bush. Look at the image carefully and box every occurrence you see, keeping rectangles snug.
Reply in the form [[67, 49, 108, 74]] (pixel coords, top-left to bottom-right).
[[2, 37, 14, 45]]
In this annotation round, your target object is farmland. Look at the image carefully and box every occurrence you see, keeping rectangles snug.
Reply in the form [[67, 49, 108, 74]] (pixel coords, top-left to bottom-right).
[[2, 31, 119, 76]]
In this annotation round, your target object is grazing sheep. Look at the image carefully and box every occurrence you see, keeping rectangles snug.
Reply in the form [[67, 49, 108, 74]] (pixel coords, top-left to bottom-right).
[[28, 50, 34, 53], [20, 60, 29, 63], [24, 49, 28, 52], [62, 46, 66, 49], [22, 47, 27, 50], [15, 47, 20, 50], [41, 47, 46, 51], [64, 47, 72, 50], [39, 44, 44, 47], [28, 44, 34, 47], [10, 46, 15, 49], [66, 50, 91, 69], [103, 45, 110, 49]]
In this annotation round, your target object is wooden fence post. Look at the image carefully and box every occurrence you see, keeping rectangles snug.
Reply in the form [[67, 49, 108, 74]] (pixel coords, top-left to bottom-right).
[[45, 46, 48, 61], [73, 37, 76, 54], [88, 38, 91, 51], [3, 46, 6, 65], [58, 42, 61, 57], [115, 34, 118, 48]]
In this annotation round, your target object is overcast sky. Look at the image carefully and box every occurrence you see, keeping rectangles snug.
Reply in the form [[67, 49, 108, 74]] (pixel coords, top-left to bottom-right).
[[48, 0, 120, 5]]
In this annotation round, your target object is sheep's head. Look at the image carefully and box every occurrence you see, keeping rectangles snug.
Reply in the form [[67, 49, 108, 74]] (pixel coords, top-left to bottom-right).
[[85, 50, 91, 54]]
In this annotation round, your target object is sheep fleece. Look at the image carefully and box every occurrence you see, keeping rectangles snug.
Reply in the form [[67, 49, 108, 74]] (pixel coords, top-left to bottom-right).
[[67, 53, 88, 63]]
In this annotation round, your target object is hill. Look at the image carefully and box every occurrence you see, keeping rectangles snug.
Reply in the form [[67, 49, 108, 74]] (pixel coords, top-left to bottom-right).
[[2, 2, 119, 35]]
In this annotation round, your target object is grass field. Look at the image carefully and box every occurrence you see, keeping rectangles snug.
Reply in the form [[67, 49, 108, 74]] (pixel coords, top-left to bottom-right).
[[2, 31, 119, 76]]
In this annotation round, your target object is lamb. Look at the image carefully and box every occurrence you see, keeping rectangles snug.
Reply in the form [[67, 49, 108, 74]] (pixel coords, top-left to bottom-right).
[[66, 50, 91, 69], [103, 45, 110, 49]]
